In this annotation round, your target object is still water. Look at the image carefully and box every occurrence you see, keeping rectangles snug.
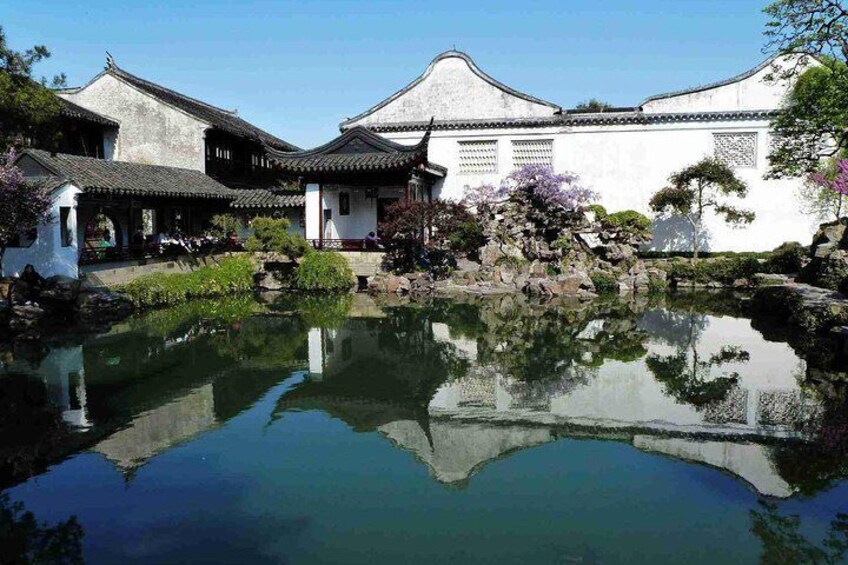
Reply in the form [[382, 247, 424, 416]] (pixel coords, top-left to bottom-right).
[[1, 292, 847, 564]]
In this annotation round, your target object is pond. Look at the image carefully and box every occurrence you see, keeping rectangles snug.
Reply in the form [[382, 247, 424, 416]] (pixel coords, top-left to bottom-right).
[[1, 292, 847, 564]]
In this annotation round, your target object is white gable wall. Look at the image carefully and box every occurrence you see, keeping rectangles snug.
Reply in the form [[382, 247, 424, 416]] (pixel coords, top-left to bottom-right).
[[347, 53, 557, 127], [3, 182, 82, 279], [59, 73, 208, 171], [362, 53, 818, 252], [641, 54, 806, 113]]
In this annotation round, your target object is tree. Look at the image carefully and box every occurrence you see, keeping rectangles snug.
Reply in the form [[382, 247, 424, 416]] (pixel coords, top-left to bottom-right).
[[0, 25, 67, 150], [762, 1, 848, 177], [0, 149, 53, 275], [799, 156, 848, 219], [649, 158, 754, 259], [378, 200, 479, 276], [575, 98, 613, 112]]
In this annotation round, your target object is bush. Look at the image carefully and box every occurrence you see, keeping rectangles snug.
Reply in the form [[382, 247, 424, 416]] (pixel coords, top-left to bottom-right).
[[294, 252, 355, 292], [586, 204, 608, 221], [590, 271, 619, 293], [604, 210, 652, 234], [448, 220, 486, 259], [766, 241, 805, 274], [245, 217, 311, 258], [667, 256, 765, 285], [121, 256, 254, 308], [494, 255, 528, 270], [208, 214, 244, 238], [379, 200, 482, 275]]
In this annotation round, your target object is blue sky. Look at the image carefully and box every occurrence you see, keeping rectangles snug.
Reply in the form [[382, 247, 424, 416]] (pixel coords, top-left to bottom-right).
[[6, 0, 772, 148]]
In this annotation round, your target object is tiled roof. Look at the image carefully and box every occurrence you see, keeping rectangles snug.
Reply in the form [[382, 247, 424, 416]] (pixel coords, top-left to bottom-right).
[[105, 61, 298, 152], [266, 124, 443, 175], [231, 189, 305, 209], [57, 97, 119, 127], [355, 110, 779, 133], [20, 150, 306, 209], [21, 149, 237, 199]]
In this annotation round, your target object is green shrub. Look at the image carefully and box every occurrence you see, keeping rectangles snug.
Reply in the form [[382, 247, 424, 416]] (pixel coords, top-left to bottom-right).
[[448, 220, 486, 258], [121, 256, 254, 308], [245, 217, 311, 258], [605, 210, 652, 234], [587, 204, 608, 220], [766, 241, 805, 274], [294, 252, 355, 292], [667, 256, 765, 285], [494, 255, 528, 270], [590, 271, 619, 293], [208, 213, 244, 238]]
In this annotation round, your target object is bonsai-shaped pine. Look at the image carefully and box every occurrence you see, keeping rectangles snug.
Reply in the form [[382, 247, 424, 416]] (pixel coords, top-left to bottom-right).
[[649, 157, 755, 259]]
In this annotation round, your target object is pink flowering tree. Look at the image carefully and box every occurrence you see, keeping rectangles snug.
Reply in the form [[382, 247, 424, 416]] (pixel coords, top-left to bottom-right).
[[0, 149, 52, 275], [805, 158, 848, 221]]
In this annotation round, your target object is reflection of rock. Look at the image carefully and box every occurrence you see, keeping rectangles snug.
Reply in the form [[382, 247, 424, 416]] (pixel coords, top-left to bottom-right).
[[379, 419, 553, 484], [94, 384, 217, 472], [633, 435, 793, 498]]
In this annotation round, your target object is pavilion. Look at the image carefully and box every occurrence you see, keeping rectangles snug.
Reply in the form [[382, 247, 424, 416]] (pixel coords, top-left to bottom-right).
[[265, 122, 445, 251]]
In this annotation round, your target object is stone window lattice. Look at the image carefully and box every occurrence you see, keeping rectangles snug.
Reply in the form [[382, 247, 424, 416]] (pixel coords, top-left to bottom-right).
[[713, 132, 757, 168], [458, 140, 498, 174], [512, 139, 553, 168]]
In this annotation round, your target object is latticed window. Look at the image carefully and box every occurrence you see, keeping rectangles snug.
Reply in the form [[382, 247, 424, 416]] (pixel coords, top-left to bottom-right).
[[713, 132, 757, 168], [512, 139, 553, 168], [458, 140, 498, 174]]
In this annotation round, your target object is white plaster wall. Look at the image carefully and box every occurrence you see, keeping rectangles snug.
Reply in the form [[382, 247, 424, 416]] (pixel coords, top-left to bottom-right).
[[384, 123, 816, 252], [59, 73, 208, 171], [349, 54, 556, 127], [642, 54, 809, 113], [3, 183, 82, 278], [305, 183, 321, 240], [307, 185, 404, 240]]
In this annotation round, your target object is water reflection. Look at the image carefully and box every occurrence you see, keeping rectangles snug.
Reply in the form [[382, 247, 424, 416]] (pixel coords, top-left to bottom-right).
[[279, 293, 840, 499], [2, 291, 848, 563]]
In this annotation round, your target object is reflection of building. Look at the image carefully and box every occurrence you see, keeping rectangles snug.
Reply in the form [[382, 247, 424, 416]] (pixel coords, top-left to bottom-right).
[[5, 345, 93, 429], [93, 384, 217, 473], [294, 305, 825, 497]]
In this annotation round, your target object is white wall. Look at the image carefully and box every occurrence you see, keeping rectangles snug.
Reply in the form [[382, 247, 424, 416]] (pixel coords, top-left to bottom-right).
[[60, 73, 208, 171], [4, 182, 82, 279], [306, 184, 405, 241], [383, 123, 816, 252], [641, 54, 807, 113]]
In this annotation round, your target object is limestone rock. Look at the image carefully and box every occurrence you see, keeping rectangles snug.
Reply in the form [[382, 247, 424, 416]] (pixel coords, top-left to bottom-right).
[[76, 290, 134, 326], [40, 275, 81, 303]]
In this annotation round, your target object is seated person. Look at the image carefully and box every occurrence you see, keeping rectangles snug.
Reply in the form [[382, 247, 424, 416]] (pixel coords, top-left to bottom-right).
[[14, 264, 45, 304], [99, 230, 116, 248], [364, 231, 381, 250]]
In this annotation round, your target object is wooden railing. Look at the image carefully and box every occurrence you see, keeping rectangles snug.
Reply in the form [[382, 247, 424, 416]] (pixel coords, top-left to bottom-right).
[[310, 239, 385, 252]]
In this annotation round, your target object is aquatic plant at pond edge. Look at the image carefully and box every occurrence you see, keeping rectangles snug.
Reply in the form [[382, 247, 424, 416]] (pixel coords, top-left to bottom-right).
[[120, 256, 254, 308]]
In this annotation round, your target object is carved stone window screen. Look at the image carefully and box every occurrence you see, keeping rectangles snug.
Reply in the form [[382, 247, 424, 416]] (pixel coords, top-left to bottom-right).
[[713, 132, 757, 168], [512, 139, 554, 168], [458, 140, 498, 174]]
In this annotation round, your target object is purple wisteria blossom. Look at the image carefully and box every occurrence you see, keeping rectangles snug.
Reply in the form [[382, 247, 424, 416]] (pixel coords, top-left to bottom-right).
[[465, 165, 596, 212]]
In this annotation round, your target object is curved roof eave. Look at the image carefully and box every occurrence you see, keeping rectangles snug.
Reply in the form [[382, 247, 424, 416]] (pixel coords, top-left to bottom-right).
[[339, 50, 561, 130], [639, 52, 822, 107]]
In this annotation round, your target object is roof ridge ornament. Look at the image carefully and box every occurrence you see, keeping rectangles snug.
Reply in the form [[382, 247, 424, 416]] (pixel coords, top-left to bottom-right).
[[105, 51, 116, 70]]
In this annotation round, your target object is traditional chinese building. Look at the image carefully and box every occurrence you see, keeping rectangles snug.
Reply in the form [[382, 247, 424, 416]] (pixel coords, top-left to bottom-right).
[[340, 50, 819, 252], [265, 124, 445, 250]]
